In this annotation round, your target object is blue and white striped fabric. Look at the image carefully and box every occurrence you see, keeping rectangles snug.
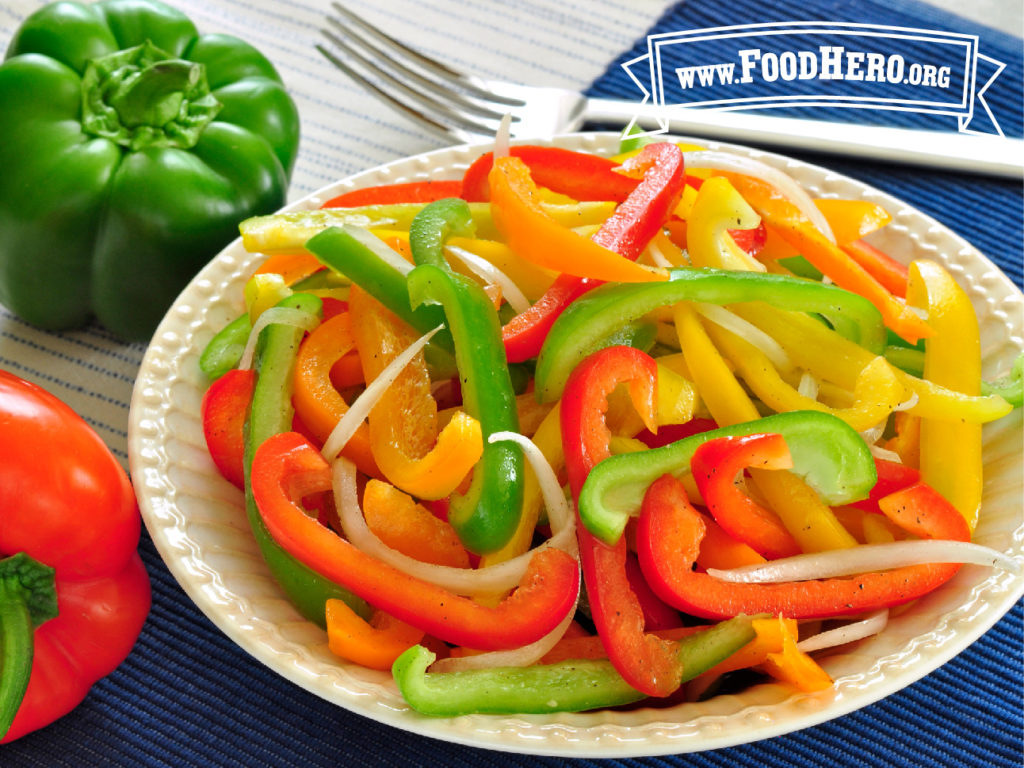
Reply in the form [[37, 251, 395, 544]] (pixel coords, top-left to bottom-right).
[[1, 0, 1020, 766]]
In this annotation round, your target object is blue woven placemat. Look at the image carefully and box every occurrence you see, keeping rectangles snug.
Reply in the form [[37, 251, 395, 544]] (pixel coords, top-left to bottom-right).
[[4, 1, 1021, 766]]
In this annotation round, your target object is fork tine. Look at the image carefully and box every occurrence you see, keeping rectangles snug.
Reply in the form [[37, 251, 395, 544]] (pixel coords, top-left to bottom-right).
[[314, 42, 459, 143], [328, 1, 524, 107], [318, 28, 507, 139], [323, 16, 513, 123]]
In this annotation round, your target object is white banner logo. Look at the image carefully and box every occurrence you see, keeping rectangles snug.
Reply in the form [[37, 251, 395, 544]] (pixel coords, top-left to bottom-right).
[[622, 22, 1007, 137]]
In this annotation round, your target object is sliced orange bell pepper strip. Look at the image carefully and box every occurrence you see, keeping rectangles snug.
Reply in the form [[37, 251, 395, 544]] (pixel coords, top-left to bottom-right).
[[348, 285, 483, 500], [725, 172, 932, 344], [253, 251, 324, 285], [759, 620, 833, 692], [362, 479, 470, 569], [488, 155, 667, 284], [291, 312, 380, 476], [842, 239, 909, 298], [325, 600, 424, 670]]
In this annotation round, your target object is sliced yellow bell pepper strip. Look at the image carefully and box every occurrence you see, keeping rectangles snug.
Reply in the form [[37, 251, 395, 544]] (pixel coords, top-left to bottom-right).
[[446, 236, 557, 301], [348, 285, 483, 500], [686, 176, 765, 272], [488, 155, 668, 284], [906, 260, 984, 530], [725, 173, 932, 344], [813, 199, 893, 246], [673, 303, 858, 552], [734, 303, 1012, 424], [706, 322, 904, 433]]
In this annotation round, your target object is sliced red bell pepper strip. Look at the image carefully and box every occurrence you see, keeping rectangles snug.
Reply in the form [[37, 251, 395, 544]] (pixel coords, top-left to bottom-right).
[[322, 180, 463, 208], [461, 145, 638, 203], [251, 430, 579, 650], [561, 345, 683, 698], [501, 142, 687, 362], [849, 457, 921, 514], [201, 367, 256, 489], [690, 434, 802, 560], [841, 239, 909, 298], [637, 474, 969, 620]]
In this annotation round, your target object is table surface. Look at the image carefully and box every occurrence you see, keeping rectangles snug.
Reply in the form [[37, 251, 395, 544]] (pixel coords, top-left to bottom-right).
[[0, 1, 1021, 766]]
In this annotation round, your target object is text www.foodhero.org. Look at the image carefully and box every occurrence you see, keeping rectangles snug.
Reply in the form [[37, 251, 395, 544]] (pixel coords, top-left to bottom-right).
[[676, 45, 953, 90]]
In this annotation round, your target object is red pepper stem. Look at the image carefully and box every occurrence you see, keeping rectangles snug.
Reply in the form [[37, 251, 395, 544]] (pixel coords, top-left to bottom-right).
[[0, 583, 35, 738], [0, 553, 58, 738]]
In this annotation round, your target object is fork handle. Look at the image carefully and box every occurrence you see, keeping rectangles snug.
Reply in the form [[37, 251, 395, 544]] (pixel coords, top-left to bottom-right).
[[583, 97, 1024, 179]]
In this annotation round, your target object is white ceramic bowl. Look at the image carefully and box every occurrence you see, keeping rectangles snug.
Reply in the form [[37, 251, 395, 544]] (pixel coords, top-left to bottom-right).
[[127, 133, 1024, 758]]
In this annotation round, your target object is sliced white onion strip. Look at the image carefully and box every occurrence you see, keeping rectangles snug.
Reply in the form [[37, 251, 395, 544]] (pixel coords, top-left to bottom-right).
[[488, 430, 573, 535], [331, 434, 578, 596], [797, 610, 889, 653], [707, 540, 1021, 583], [237, 307, 320, 371], [494, 113, 512, 159], [320, 325, 442, 461], [695, 302, 792, 371], [894, 391, 920, 412], [445, 245, 531, 314], [798, 371, 820, 400], [341, 224, 413, 276], [868, 445, 904, 463], [859, 421, 886, 447], [684, 150, 835, 243], [645, 238, 675, 269], [429, 604, 577, 673]]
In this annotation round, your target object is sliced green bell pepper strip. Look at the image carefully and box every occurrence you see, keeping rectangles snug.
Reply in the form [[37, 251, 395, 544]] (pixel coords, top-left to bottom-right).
[[405, 200, 525, 554], [391, 614, 758, 716], [244, 292, 370, 625], [579, 410, 876, 545], [534, 267, 887, 402], [304, 225, 457, 376]]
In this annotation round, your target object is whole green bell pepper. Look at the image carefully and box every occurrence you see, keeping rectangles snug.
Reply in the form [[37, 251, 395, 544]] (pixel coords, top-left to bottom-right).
[[0, 0, 300, 340]]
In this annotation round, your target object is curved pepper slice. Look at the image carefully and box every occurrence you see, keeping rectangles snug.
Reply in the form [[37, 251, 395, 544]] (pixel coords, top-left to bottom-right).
[[245, 293, 370, 626], [461, 145, 638, 203], [407, 198, 525, 554], [907, 260, 983, 530], [201, 367, 256, 488], [637, 474, 969, 619], [348, 285, 482, 499], [324, 180, 463, 208], [391, 615, 757, 715], [291, 311, 380, 476], [489, 155, 666, 284], [686, 176, 765, 272], [561, 345, 683, 698], [724, 172, 932, 344], [325, 600, 425, 670], [251, 431, 579, 650], [499, 142, 686, 362], [535, 267, 886, 403], [691, 434, 801, 560], [579, 410, 876, 546], [706, 322, 905, 433]]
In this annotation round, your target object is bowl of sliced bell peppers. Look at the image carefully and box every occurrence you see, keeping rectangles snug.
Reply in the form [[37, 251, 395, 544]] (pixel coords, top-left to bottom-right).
[[127, 132, 1023, 758]]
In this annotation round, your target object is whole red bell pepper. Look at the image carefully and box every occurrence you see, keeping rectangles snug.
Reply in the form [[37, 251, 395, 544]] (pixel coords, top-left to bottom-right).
[[637, 472, 969, 620], [250, 430, 579, 650], [0, 370, 150, 742], [561, 345, 684, 698]]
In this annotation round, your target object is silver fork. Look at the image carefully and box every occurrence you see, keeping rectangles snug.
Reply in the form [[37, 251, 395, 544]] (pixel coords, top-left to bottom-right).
[[316, 2, 1023, 178]]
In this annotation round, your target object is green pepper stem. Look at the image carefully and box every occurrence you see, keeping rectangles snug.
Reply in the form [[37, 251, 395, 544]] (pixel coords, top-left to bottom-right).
[[0, 583, 34, 738], [108, 60, 202, 128]]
